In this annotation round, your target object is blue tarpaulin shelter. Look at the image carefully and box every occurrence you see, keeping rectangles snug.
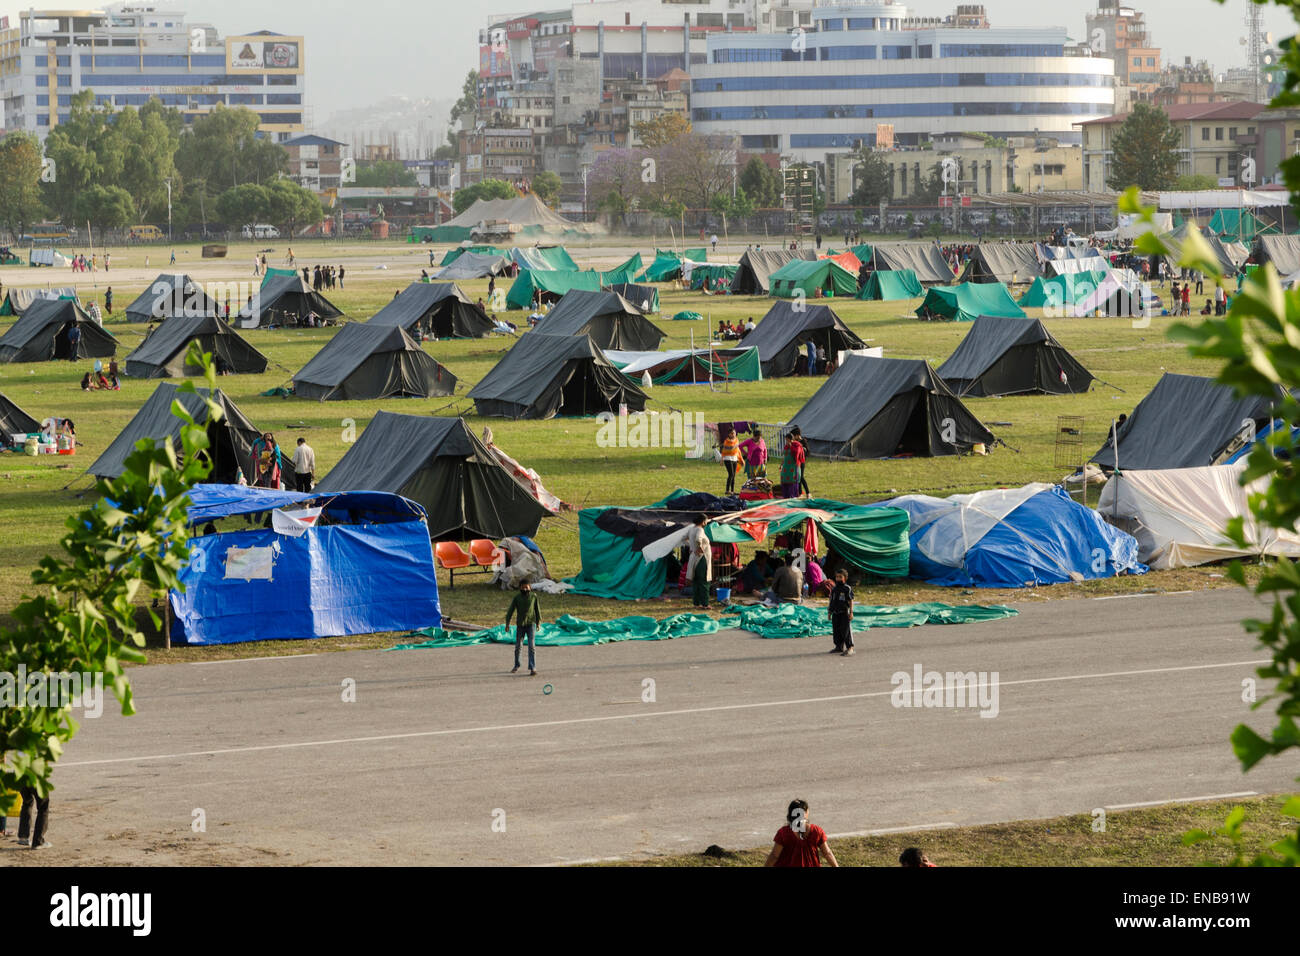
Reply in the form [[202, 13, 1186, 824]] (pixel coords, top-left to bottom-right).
[[873, 483, 1145, 588], [170, 485, 442, 645]]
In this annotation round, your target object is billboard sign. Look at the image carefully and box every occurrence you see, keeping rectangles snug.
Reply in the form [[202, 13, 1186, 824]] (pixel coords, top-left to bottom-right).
[[227, 35, 304, 72]]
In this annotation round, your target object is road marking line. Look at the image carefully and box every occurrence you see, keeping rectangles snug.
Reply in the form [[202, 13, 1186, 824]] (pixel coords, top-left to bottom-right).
[[58, 657, 1269, 769], [190, 654, 319, 665], [828, 822, 958, 839], [1104, 791, 1257, 810]]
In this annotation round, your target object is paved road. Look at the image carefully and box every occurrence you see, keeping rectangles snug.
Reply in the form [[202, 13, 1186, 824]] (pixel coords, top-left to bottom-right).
[[6, 589, 1291, 866]]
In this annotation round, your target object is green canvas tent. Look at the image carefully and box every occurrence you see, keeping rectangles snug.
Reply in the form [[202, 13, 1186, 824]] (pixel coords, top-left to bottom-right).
[[510, 245, 581, 271], [636, 249, 685, 282], [916, 282, 1026, 322], [506, 268, 633, 310], [689, 264, 739, 290], [1017, 271, 1109, 308], [768, 258, 858, 299], [857, 269, 923, 301], [259, 267, 299, 286], [441, 245, 509, 266]]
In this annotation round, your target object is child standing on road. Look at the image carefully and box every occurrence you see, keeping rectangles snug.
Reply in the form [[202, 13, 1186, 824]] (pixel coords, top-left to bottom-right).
[[828, 568, 854, 657]]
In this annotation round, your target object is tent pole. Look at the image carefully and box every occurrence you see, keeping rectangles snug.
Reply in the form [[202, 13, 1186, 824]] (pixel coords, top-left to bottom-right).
[[163, 593, 171, 650]]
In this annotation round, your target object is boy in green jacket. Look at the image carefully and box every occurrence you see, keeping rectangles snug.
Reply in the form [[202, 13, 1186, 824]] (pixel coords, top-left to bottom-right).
[[505, 580, 542, 676]]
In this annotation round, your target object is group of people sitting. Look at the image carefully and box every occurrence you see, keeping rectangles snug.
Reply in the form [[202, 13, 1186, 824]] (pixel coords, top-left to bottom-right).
[[732, 546, 836, 605], [715, 320, 751, 341], [80, 360, 120, 391]]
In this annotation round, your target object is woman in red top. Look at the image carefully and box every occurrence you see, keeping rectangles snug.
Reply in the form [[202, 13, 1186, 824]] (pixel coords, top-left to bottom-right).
[[763, 799, 838, 867]]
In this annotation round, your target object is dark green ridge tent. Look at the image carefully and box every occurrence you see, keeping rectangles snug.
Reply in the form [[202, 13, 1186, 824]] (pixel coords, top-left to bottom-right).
[[1251, 234, 1300, 275], [434, 251, 511, 279], [739, 301, 865, 377], [790, 355, 995, 460], [0, 299, 117, 363], [0, 287, 77, 316], [729, 249, 811, 295], [1091, 372, 1285, 470], [532, 289, 665, 351], [936, 315, 1094, 398], [468, 333, 648, 420], [636, 248, 705, 283], [867, 242, 955, 284], [857, 269, 923, 300], [1017, 271, 1109, 308], [123, 274, 220, 323], [124, 315, 268, 378], [768, 257, 858, 299], [916, 282, 1026, 322], [0, 391, 40, 435], [441, 244, 509, 266], [252, 274, 343, 328], [291, 323, 456, 401], [603, 281, 660, 313], [689, 263, 739, 290], [957, 244, 1042, 284], [314, 412, 551, 541], [506, 268, 634, 310], [367, 282, 494, 339], [89, 383, 260, 482]]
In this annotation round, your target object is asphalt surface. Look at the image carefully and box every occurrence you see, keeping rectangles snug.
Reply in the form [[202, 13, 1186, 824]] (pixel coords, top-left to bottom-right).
[[5, 588, 1292, 866]]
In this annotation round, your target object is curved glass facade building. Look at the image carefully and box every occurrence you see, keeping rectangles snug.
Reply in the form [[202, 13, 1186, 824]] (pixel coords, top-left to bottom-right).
[[690, 2, 1115, 161]]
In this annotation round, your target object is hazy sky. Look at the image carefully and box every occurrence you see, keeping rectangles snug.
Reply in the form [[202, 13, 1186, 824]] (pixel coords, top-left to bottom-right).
[[3, 0, 1296, 117]]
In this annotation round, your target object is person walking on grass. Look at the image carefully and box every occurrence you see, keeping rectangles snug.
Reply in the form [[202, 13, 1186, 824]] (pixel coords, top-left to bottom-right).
[[505, 580, 541, 676], [763, 798, 837, 867], [292, 437, 315, 492], [828, 568, 854, 656], [720, 425, 741, 495], [687, 513, 712, 609]]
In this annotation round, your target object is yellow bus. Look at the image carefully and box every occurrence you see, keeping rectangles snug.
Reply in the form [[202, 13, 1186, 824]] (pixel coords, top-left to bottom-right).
[[128, 225, 164, 242]]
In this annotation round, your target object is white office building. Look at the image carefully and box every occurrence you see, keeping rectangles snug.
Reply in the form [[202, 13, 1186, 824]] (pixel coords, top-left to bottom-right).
[[690, 1, 1116, 161]]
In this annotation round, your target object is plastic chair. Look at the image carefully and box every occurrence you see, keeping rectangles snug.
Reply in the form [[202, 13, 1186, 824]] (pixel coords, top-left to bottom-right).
[[469, 538, 503, 571], [434, 541, 472, 587]]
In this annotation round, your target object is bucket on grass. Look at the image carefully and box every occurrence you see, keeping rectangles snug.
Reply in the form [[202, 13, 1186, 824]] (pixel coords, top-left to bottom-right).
[[715, 587, 731, 603]]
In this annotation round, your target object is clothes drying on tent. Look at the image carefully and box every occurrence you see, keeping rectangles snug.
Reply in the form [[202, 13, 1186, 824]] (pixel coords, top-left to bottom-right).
[[0, 391, 39, 436], [367, 282, 494, 339], [866, 242, 955, 283], [604, 346, 762, 384], [123, 274, 220, 323], [314, 413, 552, 541], [433, 251, 511, 280], [857, 269, 923, 300], [89, 383, 261, 482], [957, 244, 1043, 284], [251, 274, 343, 328], [291, 323, 456, 400], [936, 315, 1094, 397], [767, 257, 858, 299], [789, 355, 994, 459], [468, 332, 648, 420], [916, 282, 1026, 322], [874, 483, 1145, 588], [1044, 255, 1113, 276], [0, 287, 77, 316], [738, 301, 865, 377], [0, 299, 117, 363], [729, 249, 812, 295], [1098, 463, 1300, 569], [124, 315, 268, 378], [170, 485, 441, 645], [603, 281, 660, 313], [1091, 372, 1286, 470], [531, 289, 665, 351]]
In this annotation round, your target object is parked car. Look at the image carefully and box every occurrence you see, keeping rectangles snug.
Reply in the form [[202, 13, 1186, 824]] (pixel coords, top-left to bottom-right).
[[241, 224, 280, 239]]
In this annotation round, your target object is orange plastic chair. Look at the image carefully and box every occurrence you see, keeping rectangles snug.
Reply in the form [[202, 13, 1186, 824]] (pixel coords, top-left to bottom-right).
[[469, 538, 503, 570], [435, 541, 472, 587]]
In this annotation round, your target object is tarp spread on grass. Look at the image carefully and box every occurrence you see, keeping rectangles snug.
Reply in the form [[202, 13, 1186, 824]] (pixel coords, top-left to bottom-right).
[[391, 612, 722, 649], [916, 282, 1026, 322], [716, 601, 1020, 639]]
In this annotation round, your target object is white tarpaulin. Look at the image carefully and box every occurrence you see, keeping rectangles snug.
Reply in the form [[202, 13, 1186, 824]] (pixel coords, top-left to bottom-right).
[[272, 506, 324, 538], [1157, 190, 1291, 209], [1046, 256, 1113, 276], [224, 544, 277, 580], [1098, 463, 1300, 569], [1117, 213, 1173, 240]]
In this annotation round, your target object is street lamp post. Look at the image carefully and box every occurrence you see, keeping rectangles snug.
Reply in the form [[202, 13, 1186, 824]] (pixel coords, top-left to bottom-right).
[[164, 178, 173, 242]]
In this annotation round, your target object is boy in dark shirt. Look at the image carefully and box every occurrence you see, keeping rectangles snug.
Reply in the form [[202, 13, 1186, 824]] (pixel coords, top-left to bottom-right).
[[828, 568, 855, 657]]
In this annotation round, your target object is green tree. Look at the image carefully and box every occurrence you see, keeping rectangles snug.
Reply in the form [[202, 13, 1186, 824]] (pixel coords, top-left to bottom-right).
[[0, 132, 46, 239], [1107, 103, 1181, 191], [911, 163, 946, 205], [738, 157, 781, 208], [1176, 173, 1220, 191], [265, 177, 322, 236], [174, 105, 287, 214], [355, 160, 417, 188], [532, 170, 563, 206], [449, 70, 480, 128], [452, 177, 517, 215], [41, 91, 117, 224], [74, 184, 135, 233], [633, 112, 691, 149], [216, 183, 271, 228], [0, 346, 220, 806], [113, 105, 180, 222], [850, 148, 893, 206]]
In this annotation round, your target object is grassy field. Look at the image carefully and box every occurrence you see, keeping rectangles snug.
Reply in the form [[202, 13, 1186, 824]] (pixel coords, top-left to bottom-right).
[[602, 796, 1297, 867], [0, 236, 1244, 657]]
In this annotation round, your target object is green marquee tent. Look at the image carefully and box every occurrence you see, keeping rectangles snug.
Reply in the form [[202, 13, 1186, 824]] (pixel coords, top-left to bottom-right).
[[768, 258, 858, 299], [857, 269, 923, 301], [506, 267, 638, 310], [510, 245, 581, 271], [916, 282, 1026, 322]]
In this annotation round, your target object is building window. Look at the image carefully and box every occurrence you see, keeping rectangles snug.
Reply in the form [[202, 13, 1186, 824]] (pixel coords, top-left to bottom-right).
[[1133, 57, 1142, 66], [1216, 157, 1222, 174], [1146, 57, 1155, 66], [1202, 127, 1210, 141], [1216, 127, 1224, 140], [848, 17, 875, 29], [1229, 127, 1238, 138], [882, 46, 912, 60]]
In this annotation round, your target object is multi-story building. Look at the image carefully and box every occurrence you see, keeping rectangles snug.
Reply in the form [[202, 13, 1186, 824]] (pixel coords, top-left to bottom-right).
[[458, 126, 536, 187], [0, 6, 305, 141], [690, 1, 1115, 163], [1078, 101, 1266, 191], [283, 134, 346, 193], [1084, 1, 1156, 87]]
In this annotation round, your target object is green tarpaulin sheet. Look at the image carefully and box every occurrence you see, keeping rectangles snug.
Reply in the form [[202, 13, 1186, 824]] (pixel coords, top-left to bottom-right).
[[637, 250, 684, 282], [1017, 271, 1109, 308], [672, 310, 703, 321], [391, 611, 722, 649], [507, 268, 637, 310], [690, 264, 739, 290], [565, 506, 671, 599], [717, 601, 1018, 639], [412, 224, 474, 243], [769, 258, 858, 299], [917, 282, 1026, 322], [616, 347, 762, 385], [259, 267, 299, 288], [1207, 209, 1276, 242], [857, 269, 923, 301], [441, 245, 508, 266]]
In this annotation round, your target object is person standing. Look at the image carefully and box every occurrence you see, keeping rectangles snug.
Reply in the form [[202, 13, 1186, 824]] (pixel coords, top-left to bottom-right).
[[65, 320, 81, 361], [104, 252, 110, 272], [710, 233, 718, 253], [505, 580, 541, 676], [792, 428, 811, 497], [828, 568, 855, 656], [253, 254, 261, 277], [804, 339, 816, 377], [740, 428, 767, 483], [779, 430, 804, 499], [686, 514, 712, 608], [338, 265, 345, 290], [763, 799, 837, 867], [169, 249, 176, 266], [291, 437, 315, 492], [1181, 282, 1191, 317], [250, 432, 283, 489], [720, 425, 741, 495], [104, 286, 113, 315], [16, 784, 50, 849]]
